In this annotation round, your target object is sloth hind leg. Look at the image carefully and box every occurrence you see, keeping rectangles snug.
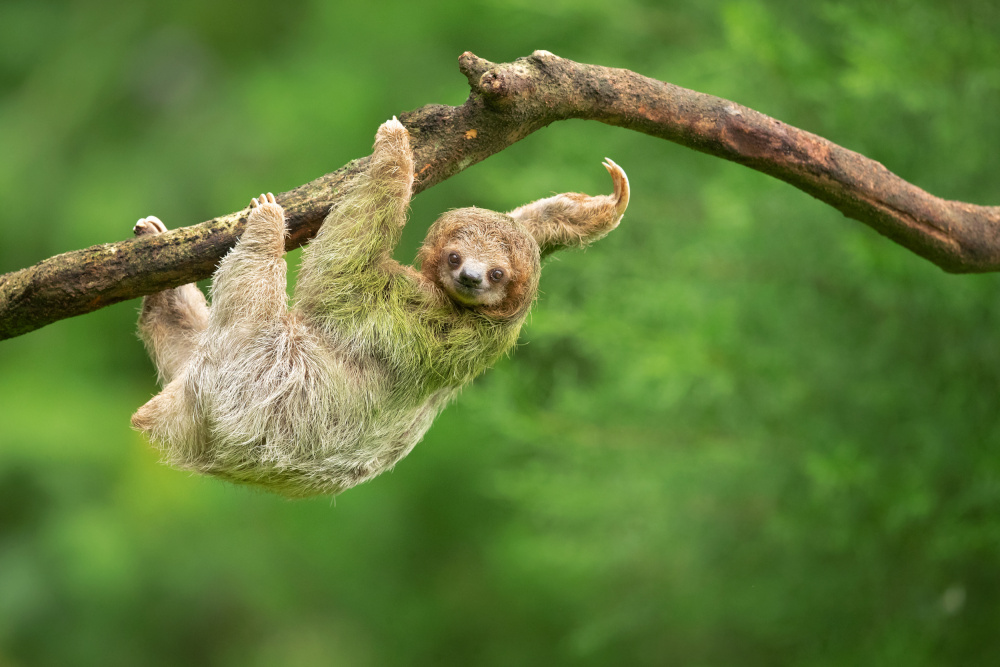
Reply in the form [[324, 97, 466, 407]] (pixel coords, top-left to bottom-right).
[[208, 193, 290, 332], [134, 216, 209, 385]]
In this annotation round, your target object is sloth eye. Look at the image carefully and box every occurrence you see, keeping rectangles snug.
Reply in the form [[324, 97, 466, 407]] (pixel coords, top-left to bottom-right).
[[447, 252, 461, 267], [489, 268, 505, 283]]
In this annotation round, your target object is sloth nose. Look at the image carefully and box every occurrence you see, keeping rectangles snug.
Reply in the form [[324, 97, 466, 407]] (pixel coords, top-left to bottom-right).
[[458, 268, 483, 287]]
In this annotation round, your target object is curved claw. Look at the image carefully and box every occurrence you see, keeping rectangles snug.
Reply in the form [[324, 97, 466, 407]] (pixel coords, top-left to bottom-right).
[[602, 158, 630, 216], [250, 192, 277, 208], [133, 215, 167, 236]]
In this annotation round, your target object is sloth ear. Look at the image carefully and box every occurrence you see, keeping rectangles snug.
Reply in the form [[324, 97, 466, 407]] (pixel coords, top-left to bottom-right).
[[507, 159, 629, 258]]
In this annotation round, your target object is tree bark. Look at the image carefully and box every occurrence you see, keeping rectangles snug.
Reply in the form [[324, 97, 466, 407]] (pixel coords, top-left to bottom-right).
[[2, 50, 998, 341]]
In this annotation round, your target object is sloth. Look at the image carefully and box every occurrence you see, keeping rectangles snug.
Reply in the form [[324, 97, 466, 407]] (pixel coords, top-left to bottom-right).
[[131, 117, 629, 497]]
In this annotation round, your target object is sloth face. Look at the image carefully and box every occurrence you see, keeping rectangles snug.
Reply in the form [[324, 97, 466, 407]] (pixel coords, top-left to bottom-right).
[[436, 245, 512, 308], [418, 207, 541, 320]]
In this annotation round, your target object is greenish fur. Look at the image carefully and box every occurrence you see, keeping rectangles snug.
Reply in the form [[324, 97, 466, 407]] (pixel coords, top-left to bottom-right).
[[131, 119, 628, 497]]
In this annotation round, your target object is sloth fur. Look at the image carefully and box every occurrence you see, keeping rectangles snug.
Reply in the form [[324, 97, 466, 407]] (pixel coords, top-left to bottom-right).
[[131, 118, 629, 497]]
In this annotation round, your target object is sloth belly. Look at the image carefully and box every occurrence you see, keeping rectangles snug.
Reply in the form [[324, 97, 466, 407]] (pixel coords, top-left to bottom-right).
[[133, 323, 456, 497]]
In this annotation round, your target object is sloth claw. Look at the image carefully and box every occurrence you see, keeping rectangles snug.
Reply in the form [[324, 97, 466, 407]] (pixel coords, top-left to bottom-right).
[[134, 215, 167, 236], [250, 192, 277, 209], [602, 158, 630, 215]]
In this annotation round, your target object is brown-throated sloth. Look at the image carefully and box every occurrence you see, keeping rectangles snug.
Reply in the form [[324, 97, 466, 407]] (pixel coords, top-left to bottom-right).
[[131, 117, 629, 497]]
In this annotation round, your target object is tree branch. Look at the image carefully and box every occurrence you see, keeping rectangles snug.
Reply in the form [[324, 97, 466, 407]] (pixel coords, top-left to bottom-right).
[[2, 50, 998, 341]]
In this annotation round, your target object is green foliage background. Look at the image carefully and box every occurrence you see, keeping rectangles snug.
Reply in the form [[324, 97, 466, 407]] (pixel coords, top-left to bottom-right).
[[2, 0, 999, 664]]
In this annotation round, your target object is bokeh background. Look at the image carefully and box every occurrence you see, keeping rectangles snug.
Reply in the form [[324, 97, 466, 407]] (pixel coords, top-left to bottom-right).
[[2, 0, 1000, 664]]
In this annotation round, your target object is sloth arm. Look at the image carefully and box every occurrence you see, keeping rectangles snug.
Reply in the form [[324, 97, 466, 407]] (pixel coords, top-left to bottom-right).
[[509, 159, 630, 258], [294, 118, 415, 320]]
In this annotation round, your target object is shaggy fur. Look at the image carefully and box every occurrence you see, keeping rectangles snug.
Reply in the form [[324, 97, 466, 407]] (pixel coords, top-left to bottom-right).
[[131, 118, 629, 497]]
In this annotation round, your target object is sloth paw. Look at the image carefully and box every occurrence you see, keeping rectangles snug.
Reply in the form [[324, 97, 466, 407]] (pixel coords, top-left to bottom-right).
[[602, 158, 630, 216], [376, 116, 408, 143], [134, 215, 167, 236], [248, 192, 284, 217], [249, 192, 277, 209]]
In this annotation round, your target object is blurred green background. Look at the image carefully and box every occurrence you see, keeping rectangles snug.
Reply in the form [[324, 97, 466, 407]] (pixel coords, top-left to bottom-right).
[[2, 0, 1000, 664]]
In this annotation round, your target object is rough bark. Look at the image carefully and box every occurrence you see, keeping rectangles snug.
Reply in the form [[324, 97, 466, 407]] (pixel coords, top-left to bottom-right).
[[2, 50, 998, 341]]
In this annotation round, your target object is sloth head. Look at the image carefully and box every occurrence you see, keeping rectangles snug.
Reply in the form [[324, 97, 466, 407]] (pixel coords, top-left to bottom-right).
[[418, 207, 541, 321]]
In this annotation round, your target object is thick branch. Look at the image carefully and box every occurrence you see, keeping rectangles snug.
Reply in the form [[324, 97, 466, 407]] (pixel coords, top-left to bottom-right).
[[2, 50, 998, 340]]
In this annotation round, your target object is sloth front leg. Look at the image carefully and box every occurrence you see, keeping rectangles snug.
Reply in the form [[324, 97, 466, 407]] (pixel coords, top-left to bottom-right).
[[294, 118, 414, 311], [508, 159, 630, 257], [134, 216, 209, 385], [208, 193, 290, 330]]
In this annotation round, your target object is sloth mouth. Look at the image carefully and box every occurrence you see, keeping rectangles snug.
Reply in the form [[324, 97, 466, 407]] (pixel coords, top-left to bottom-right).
[[447, 280, 488, 305], [454, 281, 484, 294]]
